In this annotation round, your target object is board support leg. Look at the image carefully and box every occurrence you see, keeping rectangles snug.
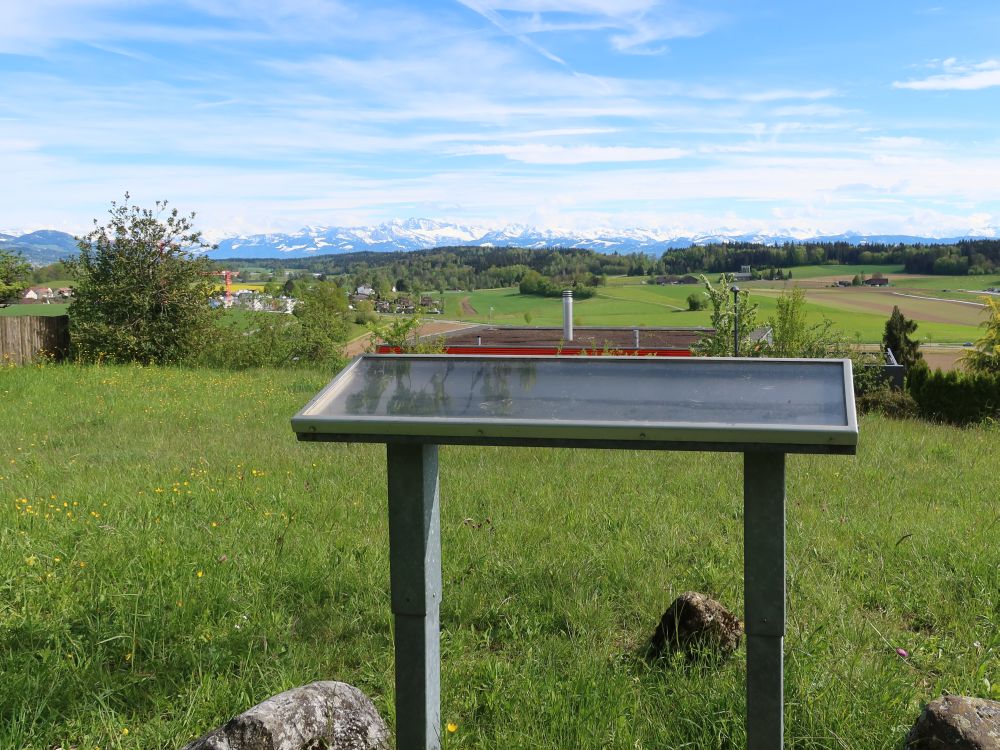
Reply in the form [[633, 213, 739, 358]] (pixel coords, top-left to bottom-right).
[[387, 443, 442, 750], [744, 451, 786, 750]]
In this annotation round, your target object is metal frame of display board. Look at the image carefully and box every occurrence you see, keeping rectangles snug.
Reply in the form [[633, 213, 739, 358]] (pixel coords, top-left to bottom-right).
[[293, 354, 858, 750]]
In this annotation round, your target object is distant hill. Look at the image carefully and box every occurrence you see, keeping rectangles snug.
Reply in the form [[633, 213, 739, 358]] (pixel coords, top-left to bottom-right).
[[0, 230, 78, 266]]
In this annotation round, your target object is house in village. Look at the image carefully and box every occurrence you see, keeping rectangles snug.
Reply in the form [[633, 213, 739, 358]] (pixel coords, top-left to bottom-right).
[[731, 265, 754, 282], [420, 296, 443, 313], [22, 286, 54, 303], [863, 276, 889, 287]]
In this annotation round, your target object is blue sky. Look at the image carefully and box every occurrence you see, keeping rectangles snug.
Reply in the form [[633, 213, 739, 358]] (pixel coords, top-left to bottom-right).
[[2, 0, 999, 237]]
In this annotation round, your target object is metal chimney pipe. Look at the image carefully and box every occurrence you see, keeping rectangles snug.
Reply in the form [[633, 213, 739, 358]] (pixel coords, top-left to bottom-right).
[[562, 290, 573, 342]]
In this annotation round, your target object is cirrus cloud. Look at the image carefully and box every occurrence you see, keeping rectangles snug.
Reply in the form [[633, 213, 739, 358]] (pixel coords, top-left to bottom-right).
[[894, 58, 1000, 91], [452, 143, 688, 163]]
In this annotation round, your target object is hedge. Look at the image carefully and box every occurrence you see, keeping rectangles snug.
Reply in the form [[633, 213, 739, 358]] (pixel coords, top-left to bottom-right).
[[906, 363, 1000, 424]]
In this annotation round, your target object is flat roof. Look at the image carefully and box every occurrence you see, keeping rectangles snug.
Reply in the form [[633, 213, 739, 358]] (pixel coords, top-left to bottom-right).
[[292, 354, 858, 454], [438, 326, 712, 350]]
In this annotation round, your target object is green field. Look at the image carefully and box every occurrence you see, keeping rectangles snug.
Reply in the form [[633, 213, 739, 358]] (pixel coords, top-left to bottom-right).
[[1, 364, 997, 749], [0, 303, 69, 317], [449, 266, 994, 343]]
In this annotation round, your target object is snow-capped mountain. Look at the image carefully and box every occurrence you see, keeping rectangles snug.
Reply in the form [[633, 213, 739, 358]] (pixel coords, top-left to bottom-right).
[[5, 220, 999, 264], [213, 219, 486, 257], [208, 219, 1000, 259]]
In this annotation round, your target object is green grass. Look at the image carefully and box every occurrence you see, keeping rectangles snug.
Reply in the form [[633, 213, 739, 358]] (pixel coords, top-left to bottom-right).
[[1, 363, 997, 749], [0, 304, 69, 317], [450, 264, 992, 343], [773, 264, 903, 280]]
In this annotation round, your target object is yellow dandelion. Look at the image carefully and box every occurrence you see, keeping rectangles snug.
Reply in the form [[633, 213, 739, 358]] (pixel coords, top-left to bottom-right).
[[121, 727, 129, 736], [447, 722, 458, 733], [197, 570, 204, 578]]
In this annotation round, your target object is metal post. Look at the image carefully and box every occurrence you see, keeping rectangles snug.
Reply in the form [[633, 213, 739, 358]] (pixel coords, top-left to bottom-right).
[[743, 451, 786, 750], [731, 285, 741, 357], [387, 443, 442, 750]]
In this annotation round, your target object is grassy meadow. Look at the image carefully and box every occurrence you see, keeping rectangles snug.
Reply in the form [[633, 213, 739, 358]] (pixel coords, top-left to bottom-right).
[[447, 266, 997, 344], [1, 363, 997, 749]]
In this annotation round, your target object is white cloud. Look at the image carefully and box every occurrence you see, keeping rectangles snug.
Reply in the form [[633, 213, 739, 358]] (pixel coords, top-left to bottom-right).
[[452, 143, 687, 163], [458, 0, 718, 56], [894, 59, 1000, 91]]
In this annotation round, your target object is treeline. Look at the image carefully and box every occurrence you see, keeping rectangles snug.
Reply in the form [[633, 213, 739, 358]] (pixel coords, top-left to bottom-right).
[[221, 246, 652, 291], [518, 269, 600, 299], [220, 238, 1000, 292], [659, 239, 1000, 276]]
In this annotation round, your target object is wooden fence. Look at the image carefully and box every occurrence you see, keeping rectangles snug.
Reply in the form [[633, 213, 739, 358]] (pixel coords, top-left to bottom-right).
[[0, 315, 70, 365]]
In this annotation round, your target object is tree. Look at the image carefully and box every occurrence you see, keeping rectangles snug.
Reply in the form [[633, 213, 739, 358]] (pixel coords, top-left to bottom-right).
[[693, 274, 761, 357], [882, 305, 922, 370], [686, 292, 706, 311], [0, 249, 31, 303], [766, 286, 847, 358], [68, 196, 217, 364], [290, 280, 349, 364], [32, 261, 71, 284], [367, 315, 443, 353], [962, 296, 1000, 374]]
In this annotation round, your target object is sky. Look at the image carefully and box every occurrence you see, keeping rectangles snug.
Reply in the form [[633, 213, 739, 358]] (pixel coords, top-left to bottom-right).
[[2, 0, 999, 238]]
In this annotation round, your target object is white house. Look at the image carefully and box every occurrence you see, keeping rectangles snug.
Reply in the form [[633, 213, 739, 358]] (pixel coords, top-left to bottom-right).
[[23, 286, 54, 302]]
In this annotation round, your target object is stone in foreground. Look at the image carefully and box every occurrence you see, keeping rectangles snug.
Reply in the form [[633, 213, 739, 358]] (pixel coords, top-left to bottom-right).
[[648, 591, 742, 660], [181, 681, 390, 750], [906, 695, 1000, 749]]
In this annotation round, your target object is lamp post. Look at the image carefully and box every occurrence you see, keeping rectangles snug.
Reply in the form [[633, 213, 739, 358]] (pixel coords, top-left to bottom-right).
[[731, 285, 740, 357]]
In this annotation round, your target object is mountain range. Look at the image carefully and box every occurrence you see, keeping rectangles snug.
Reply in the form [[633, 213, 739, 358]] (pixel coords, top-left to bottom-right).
[[0, 230, 80, 266], [4, 219, 999, 265]]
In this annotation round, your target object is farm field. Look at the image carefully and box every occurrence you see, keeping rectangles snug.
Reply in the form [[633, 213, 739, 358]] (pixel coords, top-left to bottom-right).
[[449, 266, 995, 344], [1, 364, 997, 749]]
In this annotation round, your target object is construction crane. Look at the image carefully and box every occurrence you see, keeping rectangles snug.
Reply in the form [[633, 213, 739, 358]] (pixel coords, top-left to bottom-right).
[[211, 270, 235, 307]]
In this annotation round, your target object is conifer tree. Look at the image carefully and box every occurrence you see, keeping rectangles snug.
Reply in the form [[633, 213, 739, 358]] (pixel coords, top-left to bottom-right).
[[882, 305, 922, 370]]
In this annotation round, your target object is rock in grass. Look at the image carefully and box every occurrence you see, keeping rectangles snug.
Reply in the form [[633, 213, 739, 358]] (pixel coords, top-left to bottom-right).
[[905, 695, 1000, 749], [180, 681, 390, 750], [648, 591, 742, 661]]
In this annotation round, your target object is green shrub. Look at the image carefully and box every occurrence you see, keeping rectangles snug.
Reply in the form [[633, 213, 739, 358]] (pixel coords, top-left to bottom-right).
[[856, 386, 919, 418], [191, 313, 307, 369], [686, 293, 706, 311]]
